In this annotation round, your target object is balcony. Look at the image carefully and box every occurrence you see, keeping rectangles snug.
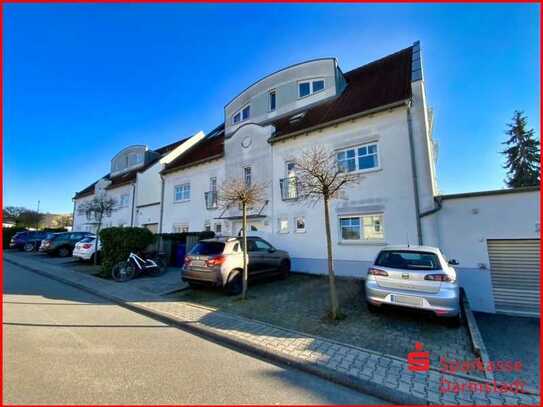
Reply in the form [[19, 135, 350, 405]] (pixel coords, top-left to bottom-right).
[[279, 177, 299, 201], [204, 191, 218, 210]]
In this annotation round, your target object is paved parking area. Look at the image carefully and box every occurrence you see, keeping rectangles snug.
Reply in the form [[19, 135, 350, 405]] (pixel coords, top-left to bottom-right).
[[169, 273, 478, 371], [475, 312, 540, 390]]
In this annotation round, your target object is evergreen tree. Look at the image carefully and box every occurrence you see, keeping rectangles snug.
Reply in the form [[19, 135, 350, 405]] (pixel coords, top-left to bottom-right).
[[502, 111, 540, 188]]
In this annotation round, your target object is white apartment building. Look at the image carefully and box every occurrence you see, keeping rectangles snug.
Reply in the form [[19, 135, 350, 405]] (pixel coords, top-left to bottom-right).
[[73, 42, 539, 316]]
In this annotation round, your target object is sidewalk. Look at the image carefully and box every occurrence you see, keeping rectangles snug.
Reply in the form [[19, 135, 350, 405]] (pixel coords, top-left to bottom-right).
[[4, 251, 539, 406]]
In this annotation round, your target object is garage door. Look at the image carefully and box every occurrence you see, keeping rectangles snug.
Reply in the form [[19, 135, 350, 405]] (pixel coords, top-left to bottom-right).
[[487, 239, 540, 316]]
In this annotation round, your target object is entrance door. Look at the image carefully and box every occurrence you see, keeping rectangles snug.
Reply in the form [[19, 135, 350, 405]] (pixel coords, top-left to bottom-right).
[[487, 239, 540, 316]]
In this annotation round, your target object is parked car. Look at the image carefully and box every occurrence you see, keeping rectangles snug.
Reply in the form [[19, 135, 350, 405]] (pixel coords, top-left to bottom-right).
[[72, 236, 101, 263], [182, 236, 291, 294], [9, 231, 48, 252], [39, 232, 94, 257], [365, 245, 462, 324]]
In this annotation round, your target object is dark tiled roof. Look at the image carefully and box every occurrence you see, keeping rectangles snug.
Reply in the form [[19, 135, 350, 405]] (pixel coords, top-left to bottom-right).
[[153, 137, 189, 155], [270, 47, 413, 141], [74, 181, 98, 199], [162, 132, 225, 175]]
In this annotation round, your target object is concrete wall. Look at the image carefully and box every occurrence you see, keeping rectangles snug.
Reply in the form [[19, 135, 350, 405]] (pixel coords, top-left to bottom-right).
[[434, 189, 540, 313]]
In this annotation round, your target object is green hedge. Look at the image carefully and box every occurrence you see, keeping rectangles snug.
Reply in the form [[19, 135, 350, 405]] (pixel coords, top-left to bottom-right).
[[99, 227, 156, 277]]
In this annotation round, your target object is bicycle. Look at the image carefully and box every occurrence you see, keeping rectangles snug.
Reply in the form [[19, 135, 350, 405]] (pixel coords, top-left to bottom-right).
[[111, 251, 167, 282]]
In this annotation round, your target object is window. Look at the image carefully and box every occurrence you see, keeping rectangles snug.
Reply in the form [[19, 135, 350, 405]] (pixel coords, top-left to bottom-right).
[[269, 90, 276, 111], [243, 167, 252, 187], [210, 177, 217, 192], [174, 183, 191, 202], [295, 216, 305, 233], [120, 193, 130, 207], [376, 250, 441, 271], [253, 239, 273, 252], [337, 143, 379, 173], [339, 214, 384, 242], [215, 223, 222, 234], [128, 153, 141, 166], [232, 105, 250, 124], [205, 224, 211, 232], [278, 218, 289, 234], [173, 224, 189, 233], [298, 79, 325, 98]]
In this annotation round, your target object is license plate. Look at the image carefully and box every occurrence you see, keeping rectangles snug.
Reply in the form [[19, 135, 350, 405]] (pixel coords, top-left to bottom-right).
[[391, 295, 422, 307], [192, 260, 205, 267]]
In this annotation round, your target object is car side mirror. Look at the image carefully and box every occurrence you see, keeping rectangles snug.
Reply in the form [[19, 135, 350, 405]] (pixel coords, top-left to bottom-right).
[[268, 248, 276, 253], [448, 259, 459, 266]]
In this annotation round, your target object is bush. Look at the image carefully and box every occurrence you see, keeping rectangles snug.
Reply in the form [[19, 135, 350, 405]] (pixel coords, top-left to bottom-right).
[[99, 227, 155, 277]]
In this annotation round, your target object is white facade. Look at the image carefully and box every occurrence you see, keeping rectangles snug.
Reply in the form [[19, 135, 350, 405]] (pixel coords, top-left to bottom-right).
[[433, 189, 540, 313]]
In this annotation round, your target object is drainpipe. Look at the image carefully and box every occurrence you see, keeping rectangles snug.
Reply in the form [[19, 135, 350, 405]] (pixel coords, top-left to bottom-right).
[[71, 197, 76, 232], [130, 183, 136, 227], [406, 105, 423, 245], [159, 174, 165, 234]]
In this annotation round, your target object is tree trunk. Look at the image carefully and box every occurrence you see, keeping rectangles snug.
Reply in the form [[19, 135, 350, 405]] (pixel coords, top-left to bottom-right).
[[94, 212, 103, 266], [242, 202, 248, 300], [323, 196, 340, 319]]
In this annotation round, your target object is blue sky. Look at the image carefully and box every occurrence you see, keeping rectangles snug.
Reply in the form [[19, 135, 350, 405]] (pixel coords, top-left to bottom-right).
[[4, 3, 540, 214]]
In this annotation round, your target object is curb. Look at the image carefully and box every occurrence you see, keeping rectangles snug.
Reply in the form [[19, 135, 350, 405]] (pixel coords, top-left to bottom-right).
[[5, 256, 540, 403]]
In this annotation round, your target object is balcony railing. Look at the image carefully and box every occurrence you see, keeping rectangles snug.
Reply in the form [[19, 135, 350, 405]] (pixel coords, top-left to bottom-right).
[[204, 191, 218, 210], [279, 177, 300, 201]]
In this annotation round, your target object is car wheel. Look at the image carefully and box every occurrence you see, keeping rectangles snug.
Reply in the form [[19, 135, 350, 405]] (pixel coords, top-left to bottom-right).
[[23, 242, 35, 252], [58, 247, 70, 257], [226, 272, 243, 296], [278, 260, 290, 280]]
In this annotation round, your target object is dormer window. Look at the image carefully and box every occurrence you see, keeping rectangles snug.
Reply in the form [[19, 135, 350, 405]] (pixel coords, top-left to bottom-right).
[[232, 105, 251, 125], [298, 79, 325, 98], [269, 90, 276, 111]]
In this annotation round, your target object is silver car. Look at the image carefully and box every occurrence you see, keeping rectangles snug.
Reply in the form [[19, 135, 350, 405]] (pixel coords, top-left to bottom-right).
[[182, 236, 291, 295], [365, 245, 461, 323]]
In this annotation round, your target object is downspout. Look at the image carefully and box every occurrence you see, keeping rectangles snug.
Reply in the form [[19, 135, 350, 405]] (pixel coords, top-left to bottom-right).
[[406, 105, 423, 245], [71, 197, 76, 231], [159, 174, 165, 234], [130, 183, 136, 227]]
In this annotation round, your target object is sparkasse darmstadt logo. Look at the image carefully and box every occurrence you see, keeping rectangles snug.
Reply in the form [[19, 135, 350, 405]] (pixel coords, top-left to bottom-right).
[[407, 342, 527, 395]]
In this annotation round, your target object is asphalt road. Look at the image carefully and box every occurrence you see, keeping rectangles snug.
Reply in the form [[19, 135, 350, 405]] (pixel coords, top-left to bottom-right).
[[3, 260, 386, 405]]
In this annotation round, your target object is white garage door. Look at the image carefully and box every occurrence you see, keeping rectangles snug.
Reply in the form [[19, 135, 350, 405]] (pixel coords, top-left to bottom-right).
[[487, 239, 540, 316]]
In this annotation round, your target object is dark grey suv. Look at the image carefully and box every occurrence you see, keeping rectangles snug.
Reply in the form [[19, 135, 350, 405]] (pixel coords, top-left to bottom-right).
[[182, 236, 291, 294]]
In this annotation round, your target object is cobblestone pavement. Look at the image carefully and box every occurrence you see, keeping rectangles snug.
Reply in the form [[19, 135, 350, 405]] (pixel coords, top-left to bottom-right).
[[5, 252, 539, 405], [171, 274, 477, 371], [475, 312, 540, 390]]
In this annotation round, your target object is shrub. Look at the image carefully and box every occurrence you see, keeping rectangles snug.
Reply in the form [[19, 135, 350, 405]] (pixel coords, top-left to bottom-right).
[[99, 227, 155, 277]]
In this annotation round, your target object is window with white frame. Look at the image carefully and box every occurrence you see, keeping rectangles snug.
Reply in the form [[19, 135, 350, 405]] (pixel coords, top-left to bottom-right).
[[298, 79, 325, 98], [120, 193, 130, 208], [295, 216, 306, 233], [173, 223, 189, 233], [269, 90, 276, 111], [337, 143, 379, 173], [243, 167, 252, 187], [232, 105, 250, 124], [215, 223, 222, 234], [209, 177, 217, 192], [278, 217, 289, 234], [339, 214, 384, 242], [174, 183, 191, 202]]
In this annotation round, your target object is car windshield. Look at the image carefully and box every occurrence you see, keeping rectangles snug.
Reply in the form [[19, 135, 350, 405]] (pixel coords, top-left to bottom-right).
[[375, 250, 441, 270], [189, 241, 225, 256], [79, 237, 95, 243]]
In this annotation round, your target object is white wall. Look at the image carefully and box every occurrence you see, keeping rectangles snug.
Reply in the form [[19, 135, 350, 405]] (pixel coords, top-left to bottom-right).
[[435, 190, 540, 312], [161, 159, 225, 234], [270, 107, 420, 278]]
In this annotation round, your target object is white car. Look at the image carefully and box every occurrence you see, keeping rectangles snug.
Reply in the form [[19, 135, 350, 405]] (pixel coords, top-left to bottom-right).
[[72, 236, 101, 262]]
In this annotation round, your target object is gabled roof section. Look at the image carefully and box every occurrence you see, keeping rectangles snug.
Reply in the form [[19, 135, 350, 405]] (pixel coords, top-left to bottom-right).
[[161, 124, 225, 175], [270, 46, 413, 141], [74, 134, 194, 199]]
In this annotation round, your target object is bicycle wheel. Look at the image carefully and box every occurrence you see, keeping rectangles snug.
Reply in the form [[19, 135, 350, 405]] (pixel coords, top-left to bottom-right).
[[112, 261, 136, 282], [147, 258, 166, 276]]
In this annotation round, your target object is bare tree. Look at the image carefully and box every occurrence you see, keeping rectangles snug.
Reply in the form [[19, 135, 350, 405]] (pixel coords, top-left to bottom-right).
[[292, 146, 360, 320], [77, 194, 117, 264], [217, 178, 266, 299]]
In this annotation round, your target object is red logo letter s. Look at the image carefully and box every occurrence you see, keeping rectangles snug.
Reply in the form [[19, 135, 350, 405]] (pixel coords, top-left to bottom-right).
[[408, 342, 430, 372]]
